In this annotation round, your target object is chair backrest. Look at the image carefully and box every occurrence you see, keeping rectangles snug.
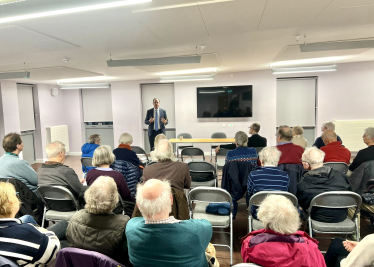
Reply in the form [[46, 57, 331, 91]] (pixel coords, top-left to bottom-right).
[[131, 146, 149, 161], [323, 162, 349, 174], [215, 148, 230, 162], [146, 160, 158, 166], [37, 185, 79, 212], [249, 191, 298, 207], [81, 157, 93, 173], [188, 162, 216, 182], [189, 187, 232, 206], [307, 191, 362, 217], [232, 264, 263, 267], [254, 147, 264, 154], [177, 133, 192, 139], [181, 147, 205, 161], [211, 132, 227, 138], [0, 255, 20, 267]]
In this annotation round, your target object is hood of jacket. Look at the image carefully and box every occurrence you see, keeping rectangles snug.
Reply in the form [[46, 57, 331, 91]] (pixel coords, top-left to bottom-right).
[[81, 143, 99, 154], [302, 166, 335, 185]]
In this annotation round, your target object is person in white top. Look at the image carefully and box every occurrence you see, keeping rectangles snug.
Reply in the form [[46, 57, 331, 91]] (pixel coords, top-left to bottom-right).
[[291, 126, 308, 148]]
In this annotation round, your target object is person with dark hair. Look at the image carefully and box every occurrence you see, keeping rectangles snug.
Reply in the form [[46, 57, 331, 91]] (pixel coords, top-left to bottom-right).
[[81, 134, 101, 172], [276, 125, 304, 165], [0, 132, 38, 194], [144, 98, 168, 151]]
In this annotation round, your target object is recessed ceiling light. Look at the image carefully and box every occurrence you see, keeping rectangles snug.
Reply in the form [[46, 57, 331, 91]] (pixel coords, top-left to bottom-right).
[[57, 76, 114, 84], [269, 56, 349, 68], [0, 0, 26, 6], [0, 0, 151, 24], [159, 74, 215, 82], [272, 65, 338, 74], [157, 68, 218, 76]]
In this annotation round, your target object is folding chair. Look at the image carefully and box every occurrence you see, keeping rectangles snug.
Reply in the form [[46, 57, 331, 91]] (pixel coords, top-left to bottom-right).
[[131, 146, 149, 164], [215, 148, 230, 179], [81, 157, 93, 176], [254, 147, 264, 154], [188, 161, 217, 188], [115, 194, 135, 217], [176, 133, 193, 159], [146, 160, 158, 166], [307, 191, 361, 241], [37, 186, 80, 228], [181, 147, 205, 163], [188, 187, 233, 266], [323, 162, 349, 174], [232, 264, 263, 267], [248, 191, 298, 233], [210, 132, 227, 162]]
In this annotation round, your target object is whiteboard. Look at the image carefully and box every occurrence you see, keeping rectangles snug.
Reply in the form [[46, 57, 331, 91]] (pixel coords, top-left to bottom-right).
[[141, 83, 175, 129], [82, 88, 113, 122], [17, 84, 35, 131], [276, 78, 316, 127]]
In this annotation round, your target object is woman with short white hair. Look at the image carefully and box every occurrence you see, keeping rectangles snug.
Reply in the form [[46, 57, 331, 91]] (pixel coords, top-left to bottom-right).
[[241, 195, 326, 266], [349, 127, 374, 171], [225, 131, 259, 168], [292, 126, 308, 148], [85, 146, 134, 202], [112, 132, 144, 170], [66, 176, 131, 265]]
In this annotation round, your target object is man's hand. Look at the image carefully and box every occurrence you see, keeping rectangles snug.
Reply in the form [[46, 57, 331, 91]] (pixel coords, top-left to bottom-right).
[[343, 240, 359, 252], [80, 178, 86, 184], [161, 118, 167, 124], [215, 146, 220, 154], [149, 117, 155, 123]]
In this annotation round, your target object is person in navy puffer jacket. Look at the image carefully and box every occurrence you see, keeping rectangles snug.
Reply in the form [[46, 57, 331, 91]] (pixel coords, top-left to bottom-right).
[[81, 134, 101, 172]]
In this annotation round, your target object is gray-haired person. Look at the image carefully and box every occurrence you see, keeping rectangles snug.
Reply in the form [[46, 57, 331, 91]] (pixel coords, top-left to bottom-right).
[[313, 121, 343, 149]]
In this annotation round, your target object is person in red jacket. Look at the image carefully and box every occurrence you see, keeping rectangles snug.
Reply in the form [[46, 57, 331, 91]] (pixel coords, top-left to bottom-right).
[[321, 130, 351, 165], [276, 125, 304, 165], [241, 195, 326, 267]]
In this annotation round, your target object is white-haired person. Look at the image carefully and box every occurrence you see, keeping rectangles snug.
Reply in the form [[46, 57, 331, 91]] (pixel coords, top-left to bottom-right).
[[126, 179, 214, 267], [113, 133, 144, 171], [313, 121, 343, 149], [292, 126, 308, 148], [81, 134, 101, 172], [85, 146, 134, 202], [0, 182, 61, 266], [66, 176, 131, 265], [349, 127, 374, 171], [247, 147, 289, 218], [150, 133, 176, 162], [225, 131, 259, 168], [241, 195, 326, 266], [143, 139, 190, 191], [297, 147, 351, 223], [38, 141, 84, 197]]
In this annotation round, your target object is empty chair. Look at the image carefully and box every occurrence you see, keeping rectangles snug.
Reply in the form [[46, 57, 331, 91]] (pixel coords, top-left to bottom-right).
[[37, 185, 80, 228], [188, 161, 217, 188], [254, 147, 264, 154], [81, 157, 93, 174], [176, 133, 193, 158], [181, 147, 205, 163], [188, 187, 233, 266], [131, 146, 149, 164], [307, 191, 361, 241], [248, 191, 298, 233], [215, 148, 230, 174], [210, 132, 227, 161], [324, 162, 349, 174]]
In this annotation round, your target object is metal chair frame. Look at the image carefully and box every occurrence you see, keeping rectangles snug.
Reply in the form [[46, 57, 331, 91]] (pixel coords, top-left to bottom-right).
[[188, 161, 218, 188], [176, 133, 193, 159], [323, 162, 349, 174], [215, 148, 230, 180], [37, 185, 79, 228], [248, 191, 298, 233], [81, 157, 93, 174], [131, 146, 149, 164], [181, 147, 205, 162], [210, 132, 227, 162], [188, 187, 233, 266], [306, 191, 362, 241]]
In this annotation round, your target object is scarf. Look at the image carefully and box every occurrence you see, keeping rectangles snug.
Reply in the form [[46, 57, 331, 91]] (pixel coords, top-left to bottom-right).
[[118, 144, 132, 150]]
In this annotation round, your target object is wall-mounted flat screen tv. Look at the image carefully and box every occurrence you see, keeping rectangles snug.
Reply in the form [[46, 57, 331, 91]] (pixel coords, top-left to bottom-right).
[[197, 85, 253, 118]]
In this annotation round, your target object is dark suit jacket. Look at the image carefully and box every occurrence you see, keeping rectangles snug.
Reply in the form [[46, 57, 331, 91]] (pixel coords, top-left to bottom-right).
[[144, 108, 168, 137], [221, 134, 267, 150]]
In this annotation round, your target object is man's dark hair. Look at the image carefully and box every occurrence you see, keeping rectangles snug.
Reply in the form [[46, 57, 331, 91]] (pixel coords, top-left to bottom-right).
[[153, 98, 160, 103], [3, 133, 22, 152], [277, 125, 293, 141], [251, 123, 260, 133]]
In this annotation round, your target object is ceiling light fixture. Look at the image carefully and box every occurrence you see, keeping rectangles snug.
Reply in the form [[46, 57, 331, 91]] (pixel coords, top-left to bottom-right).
[[0, 0, 151, 24], [107, 55, 201, 67], [0, 71, 30, 79], [0, 0, 27, 6], [59, 83, 111, 89], [272, 65, 337, 75], [57, 76, 114, 84], [270, 56, 348, 68], [300, 39, 374, 52], [159, 74, 215, 82], [157, 68, 218, 76]]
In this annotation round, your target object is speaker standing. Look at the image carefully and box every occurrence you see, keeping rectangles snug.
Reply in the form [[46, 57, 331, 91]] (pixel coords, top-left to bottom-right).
[[144, 98, 168, 151]]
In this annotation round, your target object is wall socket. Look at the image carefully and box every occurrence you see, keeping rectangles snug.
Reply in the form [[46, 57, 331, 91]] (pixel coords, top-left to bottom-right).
[[229, 124, 233, 127], [222, 124, 225, 127]]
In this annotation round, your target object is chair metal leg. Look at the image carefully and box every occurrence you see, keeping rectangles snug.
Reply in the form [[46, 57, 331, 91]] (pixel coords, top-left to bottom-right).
[[248, 215, 252, 234], [308, 217, 313, 238], [230, 213, 233, 266], [41, 206, 47, 228], [355, 217, 360, 241]]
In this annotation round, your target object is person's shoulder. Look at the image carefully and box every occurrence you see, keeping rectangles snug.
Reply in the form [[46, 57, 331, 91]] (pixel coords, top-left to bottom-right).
[[126, 217, 145, 231], [180, 219, 212, 231]]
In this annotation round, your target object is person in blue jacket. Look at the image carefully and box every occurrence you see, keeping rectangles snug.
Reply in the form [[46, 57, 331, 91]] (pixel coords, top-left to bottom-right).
[[81, 134, 101, 172]]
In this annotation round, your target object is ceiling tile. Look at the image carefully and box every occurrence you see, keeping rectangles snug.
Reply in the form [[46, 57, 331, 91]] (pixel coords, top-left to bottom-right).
[[258, 0, 331, 30], [327, 0, 374, 9]]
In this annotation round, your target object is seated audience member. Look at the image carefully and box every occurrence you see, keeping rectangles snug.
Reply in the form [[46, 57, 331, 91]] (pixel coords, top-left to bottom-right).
[[126, 179, 213, 267], [38, 141, 84, 197], [241, 195, 326, 267], [324, 234, 374, 267], [66, 176, 131, 265], [321, 130, 351, 164], [216, 122, 267, 153], [85, 146, 134, 202], [276, 125, 304, 165], [297, 147, 352, 223], [143, 139, 191, 191], [225, 131, 258, 168], [313, 121, 343, 149], [0, 132, 38, 194], [113, 133, 143, 170], [247, 147, 289, 217], [81, 134, 101, 172], [292, 126, 308, 148], [0, 182, 61, 266], [349, 127, 374, 171], [150, 133, 176, 161]]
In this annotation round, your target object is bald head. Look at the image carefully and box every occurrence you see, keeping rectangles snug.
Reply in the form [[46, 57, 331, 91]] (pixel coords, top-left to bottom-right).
[[322, 130, 337, 145], [155, 139, 174, 161], [277, 125, 293, 142], [136, 179, 172, 220]]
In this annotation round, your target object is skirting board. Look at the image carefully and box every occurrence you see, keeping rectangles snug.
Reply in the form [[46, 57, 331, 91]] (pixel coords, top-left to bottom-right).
[[67, 152, 82, 156]]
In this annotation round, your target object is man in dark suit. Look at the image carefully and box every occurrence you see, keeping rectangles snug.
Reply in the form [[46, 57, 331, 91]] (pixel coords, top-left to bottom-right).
[[144, 98, 168, 150], [215, 123, 267, 153]]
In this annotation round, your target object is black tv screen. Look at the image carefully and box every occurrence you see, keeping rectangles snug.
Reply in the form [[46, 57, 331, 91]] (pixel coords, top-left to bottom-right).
[[197, 85, 253, 118]]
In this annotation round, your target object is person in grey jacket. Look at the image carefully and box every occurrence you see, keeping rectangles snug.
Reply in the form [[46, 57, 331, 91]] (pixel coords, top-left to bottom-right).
[[0, 132, 38, 194], [38, 141, 84, 197]]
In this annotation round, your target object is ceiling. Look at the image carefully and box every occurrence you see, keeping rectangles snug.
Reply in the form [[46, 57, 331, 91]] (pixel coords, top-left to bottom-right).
[[1, 0, 374, 84]]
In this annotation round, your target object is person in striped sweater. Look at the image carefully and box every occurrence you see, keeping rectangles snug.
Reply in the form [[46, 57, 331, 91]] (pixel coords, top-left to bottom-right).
[[0, 182, 60, 266], [247, 147, 290, 218]]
